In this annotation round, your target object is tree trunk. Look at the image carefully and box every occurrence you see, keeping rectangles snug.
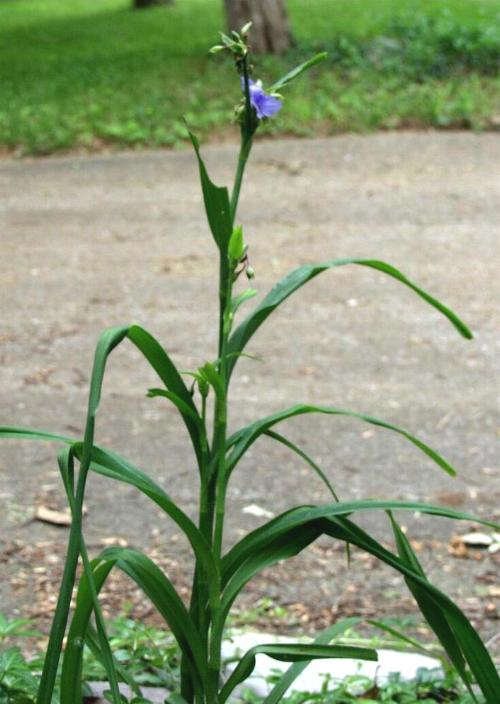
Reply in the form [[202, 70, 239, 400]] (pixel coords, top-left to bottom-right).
[[133, 0, 172, 9], [224, 0, 293, 54]]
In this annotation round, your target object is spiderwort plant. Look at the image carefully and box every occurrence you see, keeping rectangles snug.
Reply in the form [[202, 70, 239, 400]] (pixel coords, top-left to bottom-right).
[[1, 23, 499, 704]]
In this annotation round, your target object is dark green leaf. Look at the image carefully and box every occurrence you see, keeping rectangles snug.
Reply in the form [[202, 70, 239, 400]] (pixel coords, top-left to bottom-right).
[[127, 325, 203, 469], [219, 642, 376, 703], [85, 626, 142, 699], [387, 512, 472, 696], [321, 516, 499, 703], [38, 326, 129, 704], [187, 129, 232, 252], [73, 442, 219, 605], [227, 404, 456, 477], [264, 618, 363, 704], [227, 258, 472, 378], [222, 500, 498, 583], [147, 388, 202, 425], [264, 429, 339, 500], [61, 549, 208, 703]]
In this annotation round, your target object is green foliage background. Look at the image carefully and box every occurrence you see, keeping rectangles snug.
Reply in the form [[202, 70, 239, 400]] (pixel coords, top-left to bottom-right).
[[1, 0, 499, 154]]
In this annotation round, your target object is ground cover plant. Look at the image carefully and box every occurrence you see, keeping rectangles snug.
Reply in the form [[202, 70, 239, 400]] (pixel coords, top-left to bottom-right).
[[0, 612, 487, 703], [1, 21, 500, 704], [0, 0, 499, 154]]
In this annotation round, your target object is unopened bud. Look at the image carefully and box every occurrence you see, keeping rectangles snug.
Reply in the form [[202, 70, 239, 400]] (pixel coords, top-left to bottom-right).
[[246, 265, 255, 280], [228, 225, 245, 262], [241, 21, 253, 36], [198, 377, 209, 399]]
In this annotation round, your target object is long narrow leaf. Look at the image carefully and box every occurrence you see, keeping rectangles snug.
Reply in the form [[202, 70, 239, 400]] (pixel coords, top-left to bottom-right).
[[264, 429, 340, 500], [387, 513, 472, 695], [57, 448, 122, 704], [84, 626, 142, 698], [220, 643, 377, 704], [226, 404, 456, 477], [227, 258, 472, 378], [71, 442, 220, 608], [269, 52, 328, 92], [127, 325, 204, 469], [61, 548, 208, 703], [0, 426, 218, 607], [38, 326, 129, 704], [0, 426, 74, 444], [187, 129, 232, 252], [216, 524, 321, 639], [321, 516, 500, 703], [264, 618, 363, 704], [147, 388, 203, 425], [61, 560, 114, 704], [222, 500, 498, 584]]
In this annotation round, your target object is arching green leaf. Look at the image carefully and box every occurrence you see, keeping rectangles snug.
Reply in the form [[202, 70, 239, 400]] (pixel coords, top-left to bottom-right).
[[227, 258, 472, 378], [387, 512, 471, 694], [0, 426, 74, 444], [222, 500, 498, 583], [219, 643, 377, 704], [127, 325, 203, 469], [321, 516, 499, 703], [227, 405, 456, 477], [37, 325, 129, 704], [264, 429, 340, 501], [61, 548, 208, 704], [264, 618, 363, 704], [270, 53, 328, 92], [72, 442, 220, 606]]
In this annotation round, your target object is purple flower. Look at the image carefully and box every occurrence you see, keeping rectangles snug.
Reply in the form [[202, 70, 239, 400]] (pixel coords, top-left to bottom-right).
[[242, 78, 282, 119]]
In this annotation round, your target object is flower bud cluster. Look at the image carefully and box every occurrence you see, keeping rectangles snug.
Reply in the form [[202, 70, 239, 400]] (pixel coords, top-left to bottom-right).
[[210, 22, 253, 71]]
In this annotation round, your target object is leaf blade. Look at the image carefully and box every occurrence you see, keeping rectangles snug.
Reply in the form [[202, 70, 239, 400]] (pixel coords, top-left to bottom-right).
[[187, 129, 232, 251], [227, 404, 456, 477], [269, 52, 328, 92], [227, 258, 472, 378], [219, 643, 377, 704]]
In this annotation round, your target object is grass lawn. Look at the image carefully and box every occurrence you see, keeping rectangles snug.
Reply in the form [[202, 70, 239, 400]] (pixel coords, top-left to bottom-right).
[[1, 0, 499, 154]]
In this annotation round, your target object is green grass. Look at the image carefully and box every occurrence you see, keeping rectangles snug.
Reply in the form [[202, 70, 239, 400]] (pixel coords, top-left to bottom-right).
[[0, 0, 499, 154]]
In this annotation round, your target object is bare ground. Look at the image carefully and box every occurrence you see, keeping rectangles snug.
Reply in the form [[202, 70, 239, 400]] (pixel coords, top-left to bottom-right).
[[0, 133, 499, 651]]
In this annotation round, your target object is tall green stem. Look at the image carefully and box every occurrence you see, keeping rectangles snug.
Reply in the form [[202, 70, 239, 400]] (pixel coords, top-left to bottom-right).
[[207, 76, 256, 703], [230, 135, 252, 224], [37, 457, 92, 703]]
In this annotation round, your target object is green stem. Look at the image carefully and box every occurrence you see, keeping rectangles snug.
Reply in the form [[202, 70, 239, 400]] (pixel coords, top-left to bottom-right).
[[184, 393, 212, 702], [36, 514, 81, 704], [36, 440, 96, 704], [230, 135, 252, 224], [55, 448, 123, 704], [230, 55, 254, 224], [212, 266, 234, 561], [202, 58, 257, 702]]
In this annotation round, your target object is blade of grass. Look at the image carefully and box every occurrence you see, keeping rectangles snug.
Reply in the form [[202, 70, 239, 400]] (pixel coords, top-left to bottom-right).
[[227, 258, 472, 379], [37, 326, 129, 704], [264, 618, 363, 704], [219, 643, 377, 704], [227, 404, 456, 477], [222, 500, 498, 583], [321, 516, 500, 702], [61, 548, 208, 703]]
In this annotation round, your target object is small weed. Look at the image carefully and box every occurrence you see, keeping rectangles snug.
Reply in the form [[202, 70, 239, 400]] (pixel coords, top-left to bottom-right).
[[82, 615, 180, 690], [0, 613, 486, 702]]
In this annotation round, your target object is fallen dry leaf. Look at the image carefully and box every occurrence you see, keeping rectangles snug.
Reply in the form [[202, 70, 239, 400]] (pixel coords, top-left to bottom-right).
[[35, 506, 72, 526]]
